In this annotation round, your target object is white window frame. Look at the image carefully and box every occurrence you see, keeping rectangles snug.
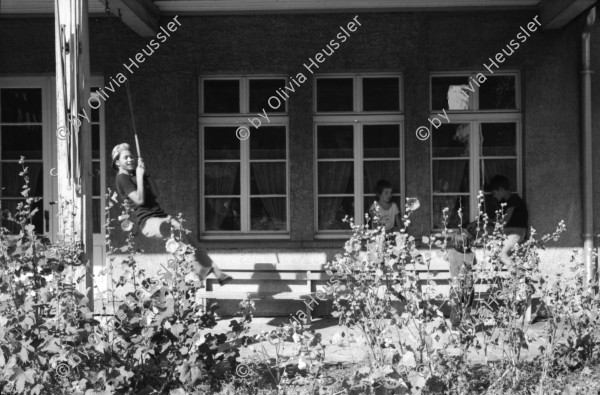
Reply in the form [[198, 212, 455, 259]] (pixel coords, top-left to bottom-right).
[[89, 79, 107, 242], [429, 71, 522, 230], [199, 76, 290, 239], [313, 74, 405, 237], [0, 77, 53, 236], [0, 76, 106, 241]]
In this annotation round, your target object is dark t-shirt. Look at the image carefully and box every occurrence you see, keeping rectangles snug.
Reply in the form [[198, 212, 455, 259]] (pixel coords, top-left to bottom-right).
[[501, 194, 528, 228], [115, 172, 168, 228]]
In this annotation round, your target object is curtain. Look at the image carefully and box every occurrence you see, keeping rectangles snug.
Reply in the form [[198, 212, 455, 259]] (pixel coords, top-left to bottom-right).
[[318, 162, 352, 229], [432, 160, 468, 193], [205, 163, 238, 230], [251, 163, 285, 228]]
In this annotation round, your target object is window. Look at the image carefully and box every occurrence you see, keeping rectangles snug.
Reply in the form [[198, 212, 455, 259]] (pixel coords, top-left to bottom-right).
[[314, 75, 403, 234], [0, 78, 105, 240], [200, 77, 289, 237], [90, 88, 105, 234], [0, 87, 45, 234], [430, 72, 521, 229]]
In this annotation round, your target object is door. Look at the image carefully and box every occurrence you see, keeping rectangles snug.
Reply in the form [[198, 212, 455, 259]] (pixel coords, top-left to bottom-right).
[[0, 77, 105, 270], [0, 77, 53, 237]]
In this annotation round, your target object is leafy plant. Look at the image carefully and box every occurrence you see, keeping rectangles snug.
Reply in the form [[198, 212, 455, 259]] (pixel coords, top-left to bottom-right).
[[0, 159, 254, 394]]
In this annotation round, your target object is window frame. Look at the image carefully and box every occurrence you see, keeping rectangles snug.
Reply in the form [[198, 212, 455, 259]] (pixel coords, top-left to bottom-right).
[[199, 76, 290, 239], [0, 76, 106, 240], [89, 79, 107, 239], [313, 74, 405, 238], [0, 77, 52, 235], [429, 71, 522, 230]]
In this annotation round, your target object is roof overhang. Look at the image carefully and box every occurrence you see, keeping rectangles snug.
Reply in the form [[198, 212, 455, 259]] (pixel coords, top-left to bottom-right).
[[0, 0, 541, 17], [153, 0, 540, 14], [2, 0, 592, 36], [540, 0, 596, 29]]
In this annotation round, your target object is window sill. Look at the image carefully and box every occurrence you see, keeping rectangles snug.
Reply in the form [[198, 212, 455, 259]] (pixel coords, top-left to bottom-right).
[[197, 238, 347, 250]]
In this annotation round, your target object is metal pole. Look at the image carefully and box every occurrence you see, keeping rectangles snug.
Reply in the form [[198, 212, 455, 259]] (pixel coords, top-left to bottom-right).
[[581, 7, 596, 292]]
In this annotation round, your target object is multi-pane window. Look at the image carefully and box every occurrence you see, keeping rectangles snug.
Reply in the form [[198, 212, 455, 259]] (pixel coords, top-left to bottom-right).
[[0, 79, 105, 243], [200, 77, 289, 236], [430, 73, 521, 229], [314, 75, 403, 233], [0, 88, 44, 234], [90, 89, 104, 234]]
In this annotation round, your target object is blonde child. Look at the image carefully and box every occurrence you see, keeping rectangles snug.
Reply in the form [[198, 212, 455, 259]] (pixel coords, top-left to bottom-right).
[[112, 143, 232, 285]]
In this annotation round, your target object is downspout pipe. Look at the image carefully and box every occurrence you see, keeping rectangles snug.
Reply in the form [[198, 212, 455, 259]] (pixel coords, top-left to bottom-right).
[[582, 7, 596, 292]]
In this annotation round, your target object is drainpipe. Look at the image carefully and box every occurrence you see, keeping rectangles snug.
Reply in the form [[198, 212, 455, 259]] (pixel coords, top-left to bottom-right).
[[581, 7, 595, 292]]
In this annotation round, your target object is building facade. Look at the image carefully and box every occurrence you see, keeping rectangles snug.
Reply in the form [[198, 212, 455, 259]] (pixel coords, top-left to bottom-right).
[[0, 0, 598, 314]]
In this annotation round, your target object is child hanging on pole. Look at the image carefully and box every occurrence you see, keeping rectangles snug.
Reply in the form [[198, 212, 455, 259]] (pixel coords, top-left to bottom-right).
[[112, 143, 232, 286]]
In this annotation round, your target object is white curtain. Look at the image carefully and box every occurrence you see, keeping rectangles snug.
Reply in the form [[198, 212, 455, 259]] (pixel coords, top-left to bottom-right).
[[205, 163, 238, 230], [318, 162, 352, 229], [251, 163, 285, 227]]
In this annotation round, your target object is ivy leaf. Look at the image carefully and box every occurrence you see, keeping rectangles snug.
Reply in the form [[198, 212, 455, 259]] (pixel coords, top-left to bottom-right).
[[400, 351, 416, 368], [408, 371, 427, 395], [9, 367, 35, 393], [30, 384, 44, 395], [357, 366, 371, 375], [41, 338, 62, 354], [189, 366, 203, 385], [19, 314, 35, 330], [19, 347, 29, 363]]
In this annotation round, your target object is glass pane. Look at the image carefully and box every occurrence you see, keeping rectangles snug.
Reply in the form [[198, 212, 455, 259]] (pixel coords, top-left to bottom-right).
[[204, 198, 241, 231], [1, 162, 43, 197], [317, 125, 353, 159], [0, 199, 45, 234], [363, 161, 401, 194], [92, 198, 101, 234], [318, 162, 353, 194], [481, 123, 516, 156], [250, 126, 286, 160], [481, 159, 517, 192], [432, 196, 469, 229], [364, 195, 401, 223], [0, 199, 43, 235], [203, 80, 240, 113], [318, 196, 354, 230], [432, 124, 470, 158], [92, 162, 101, 196], [250, 163, 286, 195], [204, 127, 240, 160], [432, 160, 469, 193], [431, 76, 471, 111], [363, 124, 400, 158], [1, 125, 43, 160], [92, 124, 100, 159], [316, 78, 353, 112], [250, 197, 287, 231], [362, 78, 400, 112], [249, 79, 286, 113], [90, 89, 101, 122], [204, 162, 240, 195], [1, 89, 42, 123], [479, 76, 516, 110]]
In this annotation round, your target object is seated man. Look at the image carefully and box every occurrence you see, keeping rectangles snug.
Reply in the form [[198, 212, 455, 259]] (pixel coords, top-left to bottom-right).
[[467, 175, 528, 266]]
